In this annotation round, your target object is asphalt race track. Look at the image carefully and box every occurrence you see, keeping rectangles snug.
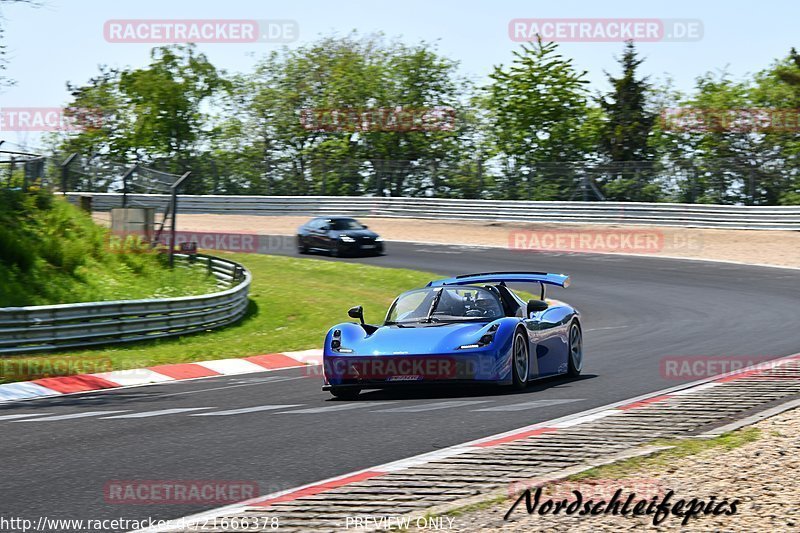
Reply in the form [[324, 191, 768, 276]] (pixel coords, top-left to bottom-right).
[[2, 241, 800, 528]]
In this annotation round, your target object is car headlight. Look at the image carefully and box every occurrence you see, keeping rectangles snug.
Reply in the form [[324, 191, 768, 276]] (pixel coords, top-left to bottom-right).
[[458, 324, 499, 349], [459, 334, 495, 350], [340, 235, 355, 243], [331, 342, 354, 353], [375, 237, 384, 242], [331, 332, 354, 353]]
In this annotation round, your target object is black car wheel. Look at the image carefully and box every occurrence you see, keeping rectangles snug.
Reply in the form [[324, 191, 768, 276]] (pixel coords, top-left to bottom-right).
[[330, 387, 361, 400], [297, 236, 309, 254], [567, 321, 583, 376], [511, 329, 529, 390]]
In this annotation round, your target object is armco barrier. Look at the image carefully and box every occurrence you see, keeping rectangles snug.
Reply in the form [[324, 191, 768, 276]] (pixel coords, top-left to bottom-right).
[[0, 254, 250, 355], [66, 193, 800, 230]]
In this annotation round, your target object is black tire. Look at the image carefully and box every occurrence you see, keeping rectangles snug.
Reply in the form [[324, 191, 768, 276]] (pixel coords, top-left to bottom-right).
[[297, 236, 309, 254], [330, 387, 361, 400], [567, 321, 583, 377], [330, 243, 342, 257], [511, 329, 529, 390]]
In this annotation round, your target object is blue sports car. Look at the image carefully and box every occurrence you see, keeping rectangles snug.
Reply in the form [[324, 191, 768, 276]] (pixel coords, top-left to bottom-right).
[[322, 272, 582, 399]]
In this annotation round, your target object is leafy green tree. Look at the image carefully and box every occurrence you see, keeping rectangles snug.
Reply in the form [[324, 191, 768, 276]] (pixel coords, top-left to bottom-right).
[[56, 45, 227, 193], [223, 32, 469, 196], [751, 48, 800, 204], [118, 46, 228, 188], [484, 38, 595, 200], [662, 72, 761, 204], [597, 41, 660, 201]]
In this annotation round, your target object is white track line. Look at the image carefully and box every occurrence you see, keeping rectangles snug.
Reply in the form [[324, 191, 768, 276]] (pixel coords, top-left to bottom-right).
[[13, 410, 130, 422], [190, 405, 303, 417], [277, 402, 389, 414], [474, 398, 584, 412], [101, 407, 214, 419]]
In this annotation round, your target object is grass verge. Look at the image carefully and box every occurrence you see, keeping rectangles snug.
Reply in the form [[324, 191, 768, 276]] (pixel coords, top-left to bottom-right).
[[566, 427, 762, 482], [0, 191, 217, 306], [0, 253, 440, 384]]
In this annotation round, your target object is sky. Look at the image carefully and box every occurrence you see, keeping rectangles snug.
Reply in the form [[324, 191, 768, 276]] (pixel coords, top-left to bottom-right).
[[0, 0, 797, 150]]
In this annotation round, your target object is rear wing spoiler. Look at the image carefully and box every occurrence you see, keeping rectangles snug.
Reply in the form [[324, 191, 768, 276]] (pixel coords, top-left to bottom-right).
[[427, 272, 570, 300], [427, 272, 570, 289]]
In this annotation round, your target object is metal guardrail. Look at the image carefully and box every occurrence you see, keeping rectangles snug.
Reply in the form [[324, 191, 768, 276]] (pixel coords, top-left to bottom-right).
[[67, 193, 800, 230], [0, 254, 250, 355]]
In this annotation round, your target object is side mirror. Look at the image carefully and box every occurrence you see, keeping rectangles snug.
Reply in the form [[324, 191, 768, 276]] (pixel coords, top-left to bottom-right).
[[362, 224, 368, 228], [348, 305, 365, 325], [527, 299, 549, 316]]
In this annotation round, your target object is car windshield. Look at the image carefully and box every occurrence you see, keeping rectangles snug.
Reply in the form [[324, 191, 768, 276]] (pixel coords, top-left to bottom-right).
[[330, 218, 364, 230], [385, 287, 504, 324]]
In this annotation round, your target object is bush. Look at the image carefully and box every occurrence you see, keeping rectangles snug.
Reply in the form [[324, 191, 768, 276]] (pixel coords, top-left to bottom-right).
[[0, 193, 217, 306], [0, 226, 36, 272]]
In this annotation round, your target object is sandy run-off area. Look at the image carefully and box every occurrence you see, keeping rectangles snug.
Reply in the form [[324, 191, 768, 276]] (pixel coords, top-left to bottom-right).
[[93, 213, 800, 269]]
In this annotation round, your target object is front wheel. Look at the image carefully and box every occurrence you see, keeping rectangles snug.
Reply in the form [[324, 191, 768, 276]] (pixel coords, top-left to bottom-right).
[[511, 329, 529, 390], [567, 321, 583, 377], [297, 236, 309, 254], [330, 387, 361, 400]]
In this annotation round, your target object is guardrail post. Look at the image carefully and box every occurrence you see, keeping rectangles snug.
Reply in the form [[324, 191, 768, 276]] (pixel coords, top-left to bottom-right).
[[60, 153, 78, 195], [477, 158, 484, 198], [120, 164, 138, 208], [168, 171, 192, 268]]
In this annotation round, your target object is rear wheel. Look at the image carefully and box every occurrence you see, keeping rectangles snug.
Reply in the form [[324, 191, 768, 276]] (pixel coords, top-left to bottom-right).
[[330, 387, 361, 400], [511, 329, 529, 390], [567, 321, 583, 377]]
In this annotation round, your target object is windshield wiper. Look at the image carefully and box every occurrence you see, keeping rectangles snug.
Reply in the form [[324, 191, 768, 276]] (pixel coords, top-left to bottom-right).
[[422, 288, 444, 323]]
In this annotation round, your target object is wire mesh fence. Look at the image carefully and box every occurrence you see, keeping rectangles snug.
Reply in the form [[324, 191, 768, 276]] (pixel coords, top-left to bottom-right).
[[59, 154, 184, 205], [0, 150, 51, 192], [18, 150, 800, 206]]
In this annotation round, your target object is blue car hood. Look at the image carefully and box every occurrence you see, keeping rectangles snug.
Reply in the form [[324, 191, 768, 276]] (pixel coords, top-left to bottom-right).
[[348, 322, 490, 355]]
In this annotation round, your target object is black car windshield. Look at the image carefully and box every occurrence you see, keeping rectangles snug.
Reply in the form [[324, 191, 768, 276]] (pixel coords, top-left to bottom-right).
[[330, 218, 364, 230], [386, 287, 504, 324]]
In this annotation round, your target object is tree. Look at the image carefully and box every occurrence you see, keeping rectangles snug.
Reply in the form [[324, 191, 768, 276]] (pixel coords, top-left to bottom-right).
[[597, 41, 660, 201], [55, 45, 228, 193], [118, 46, 228, 183], [222, 32, 470, 196], [751, 48, 800, 205], [484, 38, 595, 200], [660, 72, 762, 204]]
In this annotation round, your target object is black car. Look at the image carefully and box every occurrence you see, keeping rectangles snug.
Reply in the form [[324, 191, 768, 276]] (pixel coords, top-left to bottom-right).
[[297, 216, 384, 256]]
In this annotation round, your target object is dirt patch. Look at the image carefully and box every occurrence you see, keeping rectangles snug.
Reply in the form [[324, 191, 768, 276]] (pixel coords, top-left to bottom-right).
[[92, 213, 800, 268]]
